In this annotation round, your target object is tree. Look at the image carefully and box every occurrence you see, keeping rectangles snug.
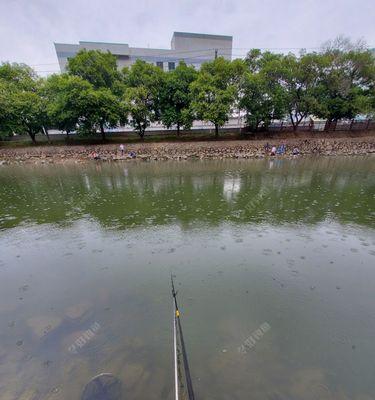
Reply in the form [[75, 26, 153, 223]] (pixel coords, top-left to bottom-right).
[[45, 74, 92, 136], [46, 73, 125, 141], [0, 81, 12, 138], [0, 63, 46, 143], [65, 50, 125, 140], [190, 57, 236, 137], [160, 61, 197, 134], [123, 86, 152, 138], [76, 87, 124, 140], [274, 53, 322, 130], [8, 89, 45, 144], [240, 50, 288, 131], [66, 49, 120, 90], [239, 72, 286, 131], [0, 62, 37, 90], [245, 49, 282, 73], [314, 39, 375, 124], [122, 60, 165, 138]]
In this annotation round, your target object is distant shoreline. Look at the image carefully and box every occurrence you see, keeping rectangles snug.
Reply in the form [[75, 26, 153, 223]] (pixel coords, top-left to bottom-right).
[[0, 134, 374, 165]]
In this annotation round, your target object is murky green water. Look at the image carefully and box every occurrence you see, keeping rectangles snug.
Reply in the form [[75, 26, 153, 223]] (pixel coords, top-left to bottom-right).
[[0, 156, 374, 400]]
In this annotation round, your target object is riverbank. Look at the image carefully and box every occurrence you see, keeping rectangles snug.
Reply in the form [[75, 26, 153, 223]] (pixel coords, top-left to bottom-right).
[[0, 134, 374, 164]]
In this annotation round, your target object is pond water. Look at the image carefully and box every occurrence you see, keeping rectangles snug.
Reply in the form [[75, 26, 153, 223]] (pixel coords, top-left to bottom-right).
[[0, 156, 374, 400]]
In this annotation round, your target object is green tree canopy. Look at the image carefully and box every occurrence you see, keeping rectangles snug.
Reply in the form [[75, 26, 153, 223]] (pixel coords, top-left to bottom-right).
[[1, 39, 374, 142], [245, 49, 284, 74], [274, 53, 322, 130], [190, 57, 237, 137], [240, 51, 288, 131], [0, 81, 12, 138], [239, 72, 287, 131], [76, 87, 124, 140], [67, 49, 121, 90], [63, 50, 125, 140], [0, 63, 46, 143], [159, 61, 197, 134], [45, 74, 92, 135], [314, 40, 375, 122], [45, 73, 125, 140], [122, 60, 165, 138]]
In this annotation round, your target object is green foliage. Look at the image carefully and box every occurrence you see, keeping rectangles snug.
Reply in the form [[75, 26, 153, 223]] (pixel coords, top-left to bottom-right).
[[0, 63, 46, 142], [1, 39, 374, 142], [123, 86, 152, 137], [46, 73, 124, 139], [0, 81, 12, 138], [75, 87, 124, 139], [190, 57, 237, 137], [122, 60, 165, 138], [239, 72, 286, 131], [10, 90, 46, 142], [242, 42, 375, 129], [239, 51, 288, 131], [67, 49, 120, 90], [45, 74, 91, 135], [245, 49, 284, 74], [63, 50, 126, 139], [160, 61, 197, 133], [274, 53, 322, 129], [313, 45, 375, 121]]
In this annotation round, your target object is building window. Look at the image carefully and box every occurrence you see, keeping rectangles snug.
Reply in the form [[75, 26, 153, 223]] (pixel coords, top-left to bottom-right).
[[168, 62, 175, 71], [156, 61, 163, 69]]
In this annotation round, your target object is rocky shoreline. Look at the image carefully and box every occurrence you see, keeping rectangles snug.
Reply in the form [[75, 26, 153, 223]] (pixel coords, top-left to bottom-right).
[[0, 136, 374, 165]]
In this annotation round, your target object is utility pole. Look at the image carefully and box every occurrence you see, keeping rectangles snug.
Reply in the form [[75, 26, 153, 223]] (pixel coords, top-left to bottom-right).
[[214, 48, 218, 59]]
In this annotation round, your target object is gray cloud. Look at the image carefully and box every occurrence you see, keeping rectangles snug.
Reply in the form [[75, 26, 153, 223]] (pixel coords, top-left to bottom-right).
[[0, 0, 374, 74]]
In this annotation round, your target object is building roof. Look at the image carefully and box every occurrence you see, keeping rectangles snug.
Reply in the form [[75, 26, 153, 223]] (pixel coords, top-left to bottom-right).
[[172, 32, 233, 41]]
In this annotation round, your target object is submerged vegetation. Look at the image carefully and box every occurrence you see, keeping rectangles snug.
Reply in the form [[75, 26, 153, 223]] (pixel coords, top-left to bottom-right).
[[0, 37, 374, 143]]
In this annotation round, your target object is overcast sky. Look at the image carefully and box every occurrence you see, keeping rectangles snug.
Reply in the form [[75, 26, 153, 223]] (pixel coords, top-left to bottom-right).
[[0, 0, 374, 74]]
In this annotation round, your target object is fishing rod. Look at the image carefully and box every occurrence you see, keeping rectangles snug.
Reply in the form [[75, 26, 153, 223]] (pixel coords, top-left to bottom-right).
[[171, 275, 196, 400], [173, 297, 179, 400]]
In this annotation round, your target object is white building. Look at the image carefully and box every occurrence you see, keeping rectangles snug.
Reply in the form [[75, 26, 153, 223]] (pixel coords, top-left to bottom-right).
[[54, 32, 233, 72]]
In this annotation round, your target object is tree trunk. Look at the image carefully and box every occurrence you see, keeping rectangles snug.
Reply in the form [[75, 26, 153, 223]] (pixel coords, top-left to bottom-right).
[[42, 126, 51, 144], [325, 119, 332, 131], [255, 119, 260, 132], [136, 121, 145, 140], [215, 123, 219, 138], [64, 130, 71, 144], [177, 122, 180, 136], [289, 113, 297, 131], [100, 123, 106, 141], [28, 128, 36, 144]]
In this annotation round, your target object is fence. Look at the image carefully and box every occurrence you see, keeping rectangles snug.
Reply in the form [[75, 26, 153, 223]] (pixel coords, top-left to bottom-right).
[[267, 119, 375, 133], [1, 118, 374, 143]]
